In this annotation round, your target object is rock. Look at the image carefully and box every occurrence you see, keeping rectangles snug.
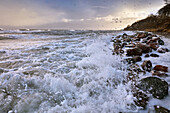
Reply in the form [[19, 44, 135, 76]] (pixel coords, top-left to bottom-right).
[[133, 91, 149, 109], [121, 42, 127, 48], [127, 64, 143, 74], [149, 42, 159, 50], [158, 39, 164, 45], [137, 33, 147, 38], [125, 58, 135, 64], [157, 48, 169, 53], [141, 60, 152, 72], [115, 39, 121, 43], [0, 50, 6, 54], [154, 65, 168, 72], [152, 71, 168, 77], [132, 56, 142, 62], [144, 54, 149, 57], [136, 43, 151, 53], [125, 43, 136, 48], [124, 38, 131, 42], [154, 105, 170, 113], [137, 77, 168, 99], [150, 53, 159, 57], [126, 47, 142, 56], [122, 33, 128, 39], [147, 36, 152, 40], [147, 38, 160, 44]]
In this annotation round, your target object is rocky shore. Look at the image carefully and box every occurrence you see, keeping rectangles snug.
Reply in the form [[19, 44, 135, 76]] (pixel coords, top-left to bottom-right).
[[111, 32, 170, 112]]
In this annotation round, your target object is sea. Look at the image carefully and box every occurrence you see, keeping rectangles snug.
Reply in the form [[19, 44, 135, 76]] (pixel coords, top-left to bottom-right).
[[0, 29, 169, 113]]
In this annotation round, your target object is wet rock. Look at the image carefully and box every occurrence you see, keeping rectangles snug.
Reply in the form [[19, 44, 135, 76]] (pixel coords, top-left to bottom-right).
[[137, 77, 168, 99], [157, 48, 169, 53], [124, 38, 131, 42], [113, 44, 124, 55], [128, 64, 143, 74], [137, 33, 147, 38], [147, 36, 152, 40], [136, 43, 151, 53], [122, 33, 128, 39], [133, 90, 149, 109], [152, 71, 168, 77], [147, 38, 160, 44], [125, 58, 135, 64], [154, 105, 170, 113], [121, 42, 127, 48], [115, 39, 121, 43], [154, 65, 168, 72], [125, 43, 136, 48], [149, 42, 159, 50], [0, 50, 6, 54], [141, 60, 152, 72], [126, 47, 142, 56], [132, 56, 142, 62], [150, 53, 159, 57], [158, 39, 164, 45], [144, 54, 149, 57]]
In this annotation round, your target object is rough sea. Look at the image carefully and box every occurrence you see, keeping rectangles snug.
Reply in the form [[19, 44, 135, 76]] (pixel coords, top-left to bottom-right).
[[0, 30, 169, 113]]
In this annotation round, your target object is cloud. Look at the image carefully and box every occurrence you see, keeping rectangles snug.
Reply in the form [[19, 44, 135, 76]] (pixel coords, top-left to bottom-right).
[[0, 0, 165, 29]]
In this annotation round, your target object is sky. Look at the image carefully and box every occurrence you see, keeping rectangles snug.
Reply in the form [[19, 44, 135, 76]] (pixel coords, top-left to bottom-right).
[[0, 0, 165, 30]]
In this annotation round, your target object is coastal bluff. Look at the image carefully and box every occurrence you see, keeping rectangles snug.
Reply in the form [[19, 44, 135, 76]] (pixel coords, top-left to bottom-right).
[[124, 4, 170, 33]]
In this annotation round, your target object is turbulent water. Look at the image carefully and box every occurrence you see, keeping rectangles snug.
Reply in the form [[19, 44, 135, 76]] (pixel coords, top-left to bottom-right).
[[0, 30, 169, 113]]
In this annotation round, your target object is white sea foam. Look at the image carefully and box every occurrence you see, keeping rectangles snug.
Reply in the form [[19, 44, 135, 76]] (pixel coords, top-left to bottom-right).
[[0, 30, 169, 113]]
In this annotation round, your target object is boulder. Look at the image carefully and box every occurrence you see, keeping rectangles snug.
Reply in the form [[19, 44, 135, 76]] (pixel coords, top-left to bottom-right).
[[137, 77, 168, 99], [126, 47, 142, 56], [147, 38, 160, 44], [137, 32, 148, 38], [158, 39, 164, 45], [141, 60, 152, 72], [149, 42, 159, 50], [136, 43, 151, 53], [144, 54, 149, 57], [133, 91, 149, 109], [157, 48, 169, 53], [153, 65, 168, 72], [121, 42, 127, 48], [132, 56, 142, 62], [125, 43, 136, 48], [154, 105, 170, 113], [124, 38, 131, 42], [125, 58, 135, 64], [152, 71, 168, 77], [150, 53, 159, 57]]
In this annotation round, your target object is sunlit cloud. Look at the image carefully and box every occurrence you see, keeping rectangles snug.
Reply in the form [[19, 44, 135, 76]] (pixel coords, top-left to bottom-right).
[[0, 0, 165, 30]]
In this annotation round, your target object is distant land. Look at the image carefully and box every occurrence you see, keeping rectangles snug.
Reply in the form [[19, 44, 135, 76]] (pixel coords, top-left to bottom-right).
[[124, 4, 170, 33]]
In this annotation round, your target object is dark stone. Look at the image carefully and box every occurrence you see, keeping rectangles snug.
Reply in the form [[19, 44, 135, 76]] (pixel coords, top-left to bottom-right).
[[158, 39, 164, 45], [125, 44, 135, 48], [125, 58, 135, 64], [126, 47, 142, 56], [116, 39, 121, 43], [144, 54, 149, 57], [154, 105, 170, 113], [133, 91, 149, 109], [154, 65, 168, 72], [122, 33, 128, 39], [141, 60, 152, 72], [157, 48, 169, 53], [137, 77, 168, 99], [150, 53, 159, 57], [152, 71, 168, 77], [124, 38, 131, 42], [149, 42, 159, 50], [132, 56, 142, 62], [136, 43, 151, 53], [121, 42, 127, 48]]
